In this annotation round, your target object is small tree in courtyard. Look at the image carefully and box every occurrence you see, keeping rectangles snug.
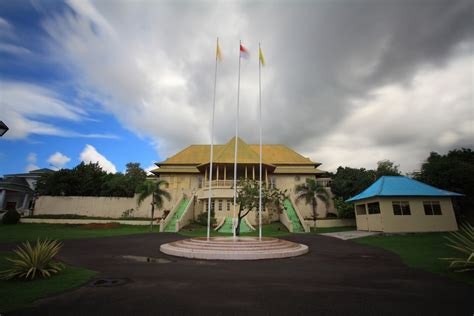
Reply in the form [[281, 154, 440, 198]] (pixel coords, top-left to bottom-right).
[[295, 178, 330, 225], [235, 179, 287, 236], [136, 179, 171, 231]]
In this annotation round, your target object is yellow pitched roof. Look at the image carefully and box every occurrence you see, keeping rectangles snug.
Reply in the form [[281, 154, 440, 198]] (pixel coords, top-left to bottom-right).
[[211, 137, 269, 165], [157, 137, 319, 166]]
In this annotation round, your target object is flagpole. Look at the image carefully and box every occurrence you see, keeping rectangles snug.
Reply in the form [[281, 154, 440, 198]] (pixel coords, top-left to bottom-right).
[[258, 42, 263, 241], [233, 40, 242, 240], [207, 38, 219, 240]]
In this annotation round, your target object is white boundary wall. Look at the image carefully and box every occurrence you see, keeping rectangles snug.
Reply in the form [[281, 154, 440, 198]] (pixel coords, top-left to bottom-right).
[[34, 195, 154, 219]]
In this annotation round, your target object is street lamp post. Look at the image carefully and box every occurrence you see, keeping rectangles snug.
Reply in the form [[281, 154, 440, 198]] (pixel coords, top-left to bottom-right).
[[0, 121, 9, 137]]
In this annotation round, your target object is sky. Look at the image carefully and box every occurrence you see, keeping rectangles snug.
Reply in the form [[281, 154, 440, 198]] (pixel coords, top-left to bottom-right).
[[0, 0, 473, 176]]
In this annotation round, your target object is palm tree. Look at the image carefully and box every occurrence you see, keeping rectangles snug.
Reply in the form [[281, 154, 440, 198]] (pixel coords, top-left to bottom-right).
[[136, 179, 171, 231], [295, 178, 330, 227]]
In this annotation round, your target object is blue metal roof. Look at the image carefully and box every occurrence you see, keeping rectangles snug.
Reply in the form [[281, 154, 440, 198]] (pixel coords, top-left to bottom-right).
[[346, 176, 463, 203]]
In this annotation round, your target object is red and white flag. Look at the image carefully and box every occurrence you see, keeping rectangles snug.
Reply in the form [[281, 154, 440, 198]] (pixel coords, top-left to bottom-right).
[[240, 43, 249, 59]]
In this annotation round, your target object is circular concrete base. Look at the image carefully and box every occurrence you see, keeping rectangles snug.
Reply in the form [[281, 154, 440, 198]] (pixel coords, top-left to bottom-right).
[[160, 236, 308, 260]]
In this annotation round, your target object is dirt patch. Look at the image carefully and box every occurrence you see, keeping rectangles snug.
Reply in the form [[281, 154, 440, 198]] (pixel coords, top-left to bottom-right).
[[81, 223, 121, 229]]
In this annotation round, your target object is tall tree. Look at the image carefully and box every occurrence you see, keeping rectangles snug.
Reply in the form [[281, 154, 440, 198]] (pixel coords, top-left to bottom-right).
[[235, 179, 286, 236], [125, 162, 147, 195], [376, 160, 401, 178], [331, 166, 376, 200], [414, 148, 474, 223], [136, 179, 171, 231], [295, 178, 330, 225]]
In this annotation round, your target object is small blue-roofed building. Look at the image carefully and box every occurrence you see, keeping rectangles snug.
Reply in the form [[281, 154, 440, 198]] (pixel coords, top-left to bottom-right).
[[346, 176, 462, 233]]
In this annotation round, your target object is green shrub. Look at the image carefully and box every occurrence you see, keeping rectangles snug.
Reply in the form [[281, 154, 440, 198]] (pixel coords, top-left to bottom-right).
[[441, 222, 474, 272], [0, 239, 65, 280], [2, 209, 21, 225], [334, 197, 355, 219], [196, 209, 216, 226]]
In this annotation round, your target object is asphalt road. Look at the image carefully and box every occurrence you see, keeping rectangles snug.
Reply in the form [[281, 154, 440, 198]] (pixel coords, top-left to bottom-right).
[[7, 233, 474, 316]]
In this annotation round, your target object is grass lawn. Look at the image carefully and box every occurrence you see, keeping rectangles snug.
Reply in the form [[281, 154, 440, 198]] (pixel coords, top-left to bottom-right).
[[0, 252, 96, 313], [311, 226, 356, 234], [179, 222, 291, 237], [0, 223, 160, 244], [354, 233, 474, 285]]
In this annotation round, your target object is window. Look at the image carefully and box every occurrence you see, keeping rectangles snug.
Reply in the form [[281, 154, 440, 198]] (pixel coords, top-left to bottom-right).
[[204, 200, 214, 212], [218, 200, 223, 211], [227, 200, 231, 211], [423, 201, 442, 215], [356, 204, 366, 215], [367, 202, 381, 214], [392, 201, 411, 215], [295, 176, 300, 182], [270, 176, 276, 189]]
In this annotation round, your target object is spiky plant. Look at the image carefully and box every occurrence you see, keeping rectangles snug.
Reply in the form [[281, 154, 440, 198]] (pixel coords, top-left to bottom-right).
[[441, 223, 474, 273], [0, 239, 65, 280]]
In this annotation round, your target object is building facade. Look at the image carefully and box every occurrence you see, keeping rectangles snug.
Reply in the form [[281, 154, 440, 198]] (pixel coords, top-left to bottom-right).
[[152, 137, 334, 230], [0, 168, 54, 215], [347, 176, 461, 233]]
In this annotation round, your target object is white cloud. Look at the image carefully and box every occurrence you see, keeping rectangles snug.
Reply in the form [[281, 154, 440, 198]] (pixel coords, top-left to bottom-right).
[[0, 43, 31, 55], [25, 153, 39, 172], [0, 81, 119, 140], [39, 0, 473, 171], [144, 164, 157, 175], [79, 144, 117, 173], [47, 152, 71, 169], [304, 54, 474, 173]]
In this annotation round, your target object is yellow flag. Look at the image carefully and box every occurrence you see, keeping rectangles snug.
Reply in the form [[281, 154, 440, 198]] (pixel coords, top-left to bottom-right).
[[216, 40, 222, 61], [259, 47, 265, 66]]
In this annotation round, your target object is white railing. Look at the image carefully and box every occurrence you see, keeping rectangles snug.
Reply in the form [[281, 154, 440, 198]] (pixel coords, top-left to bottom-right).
[[316, 178, 332, 187], [201, 180, 234, 188], [214, 217, 226, 231], [290, 197, 311, 232], [244, 216, 256, 231], [175, 196, 194, 232], [159, 194, 184, 232], [280, 211, 293, 233]]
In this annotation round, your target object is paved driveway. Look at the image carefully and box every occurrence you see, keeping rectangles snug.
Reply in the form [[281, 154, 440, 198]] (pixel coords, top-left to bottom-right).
[[7, 233, 474, 316]]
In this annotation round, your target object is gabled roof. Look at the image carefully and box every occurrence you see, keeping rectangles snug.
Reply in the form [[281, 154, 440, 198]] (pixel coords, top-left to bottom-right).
[[157, 137, 319, 166], [346, 176, 464, 203], [4, 168, 54, 178], [207, 137, 270, 165], [0, 177, 34, 193]]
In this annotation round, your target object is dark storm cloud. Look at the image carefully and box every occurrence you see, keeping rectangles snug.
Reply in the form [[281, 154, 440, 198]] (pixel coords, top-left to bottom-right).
[[39, 0, 473, 171]]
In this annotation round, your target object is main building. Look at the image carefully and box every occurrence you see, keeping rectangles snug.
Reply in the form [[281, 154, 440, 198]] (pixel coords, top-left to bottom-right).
[[152, 137, 334, 232]]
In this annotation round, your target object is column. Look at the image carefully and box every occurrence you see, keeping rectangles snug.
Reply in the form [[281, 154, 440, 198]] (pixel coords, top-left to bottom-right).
[[245, 166, 248, 179], [22, 194, 29, 210], [224, 165, 227, 182], [252, 165, 255, 180], [204, 167, 208, 186], [0, 190, 6, 210], [265, 168, 268, 188], [216, 165, 219, 187]]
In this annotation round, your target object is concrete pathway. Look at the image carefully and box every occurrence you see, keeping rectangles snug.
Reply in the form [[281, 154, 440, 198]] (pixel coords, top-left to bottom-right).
[[319, 230, 381, 240]]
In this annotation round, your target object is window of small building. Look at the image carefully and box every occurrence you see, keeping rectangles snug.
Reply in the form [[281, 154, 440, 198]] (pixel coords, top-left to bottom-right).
[[367, 202, 381, 214], [356, 204, 366, 215], [218, 200, 223, 211], [392, 201, 411, 215], [423, 201, 442, 215], [226, 200, 231, 211], [295, 176, 300, 182]]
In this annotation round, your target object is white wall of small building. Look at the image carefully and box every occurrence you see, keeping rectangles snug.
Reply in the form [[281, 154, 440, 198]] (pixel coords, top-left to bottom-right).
[[354, 196, 458, 233]]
